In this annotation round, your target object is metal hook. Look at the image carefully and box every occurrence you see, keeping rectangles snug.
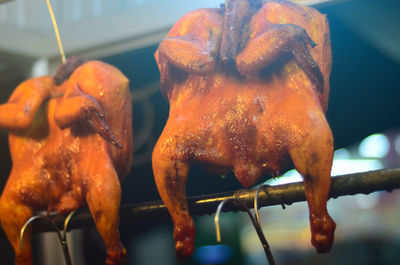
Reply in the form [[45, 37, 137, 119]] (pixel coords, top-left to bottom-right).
[[214, 198, 276, 265], [60, 210, 76, 265], [254, 184, 265, 226], [64, 210, 76, 234], [20, 215, 49, 251], [254, 184, 286, 226], [19, 211, 76, 265]]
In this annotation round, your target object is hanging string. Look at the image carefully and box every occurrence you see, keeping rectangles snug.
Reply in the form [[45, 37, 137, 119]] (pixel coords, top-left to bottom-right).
[[45, 0, 66, 63]]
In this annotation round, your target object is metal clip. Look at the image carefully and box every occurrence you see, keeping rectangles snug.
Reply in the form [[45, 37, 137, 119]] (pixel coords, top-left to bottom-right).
[[20, 211, 76, 265], [254, 184, 286, 226]]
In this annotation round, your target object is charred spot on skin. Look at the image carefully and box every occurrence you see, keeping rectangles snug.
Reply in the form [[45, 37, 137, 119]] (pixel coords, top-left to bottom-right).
[[326, 137, 333, 148], [173, 161, 179, 180], [95, 210, 102, 221], [54, 56, 87, 86], [254, 96, 264, 113], [208, 29, 214, 42], [309, 151, 320, 165]]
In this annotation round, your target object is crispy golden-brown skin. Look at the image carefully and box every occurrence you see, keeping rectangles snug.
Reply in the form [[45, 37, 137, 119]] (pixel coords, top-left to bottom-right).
[[153, 0, 335, 260], [0, 58, 133, 265]]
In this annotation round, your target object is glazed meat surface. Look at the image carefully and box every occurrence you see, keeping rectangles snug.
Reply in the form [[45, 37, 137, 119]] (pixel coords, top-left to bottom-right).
[[153, 0, 335, 260], [0, 57, 133, 265]]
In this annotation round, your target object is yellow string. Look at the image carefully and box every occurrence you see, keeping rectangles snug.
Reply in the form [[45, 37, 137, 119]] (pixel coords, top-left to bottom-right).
[[45, 0, 66, 63]]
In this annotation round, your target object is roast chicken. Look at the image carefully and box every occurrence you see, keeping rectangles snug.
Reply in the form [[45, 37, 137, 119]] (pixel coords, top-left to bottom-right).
[[0, 57, 133, 265], [153, 0, 335, 260]]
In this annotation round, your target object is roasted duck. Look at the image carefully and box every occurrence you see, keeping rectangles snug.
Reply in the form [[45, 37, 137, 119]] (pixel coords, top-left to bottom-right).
[[0, 56, 133, 265], [153, 0, 335, 260]]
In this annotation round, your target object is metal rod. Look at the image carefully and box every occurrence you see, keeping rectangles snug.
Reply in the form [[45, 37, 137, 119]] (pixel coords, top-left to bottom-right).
[[5, 168, 400, 234]]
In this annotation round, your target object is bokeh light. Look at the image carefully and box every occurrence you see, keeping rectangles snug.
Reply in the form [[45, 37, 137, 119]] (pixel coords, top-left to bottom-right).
[[358, 133, 390, 158]]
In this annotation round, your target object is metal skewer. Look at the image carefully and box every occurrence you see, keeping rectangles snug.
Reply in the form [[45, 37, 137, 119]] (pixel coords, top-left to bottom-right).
[[7, 168, 400, 235]]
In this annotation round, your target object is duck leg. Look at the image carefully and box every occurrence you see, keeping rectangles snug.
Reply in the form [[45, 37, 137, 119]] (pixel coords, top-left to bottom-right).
[[152, 136, 193, 261], [288, 113, 336, 253]]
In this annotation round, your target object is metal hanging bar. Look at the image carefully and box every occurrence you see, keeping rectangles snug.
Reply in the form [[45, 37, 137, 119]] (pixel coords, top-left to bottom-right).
[[5, 168, 400, 234]]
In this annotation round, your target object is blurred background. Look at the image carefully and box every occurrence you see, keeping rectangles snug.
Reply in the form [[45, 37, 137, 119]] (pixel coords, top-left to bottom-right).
[[0, 0, 400, 264]]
